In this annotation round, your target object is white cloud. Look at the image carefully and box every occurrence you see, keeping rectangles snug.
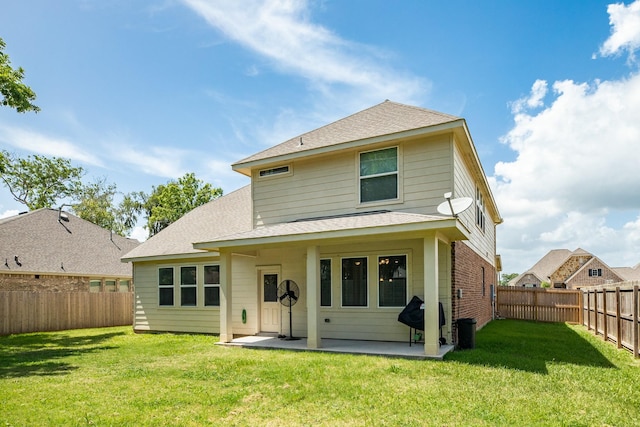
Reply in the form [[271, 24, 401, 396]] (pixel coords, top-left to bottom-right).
[[0, 209, 19, 219], [494, 72, 640, 273], [599, 0, 640, 62], [181, 0, 427, 106], [510, 79, 548, 114], [128, 225, 148, 243], [0, 125, 103, 166], [108, 144, 188, 179]]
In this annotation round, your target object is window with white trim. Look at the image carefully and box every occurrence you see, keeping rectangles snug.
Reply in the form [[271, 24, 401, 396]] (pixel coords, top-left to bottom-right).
[[204, 265, 220, 306], [180, 266, 197, 306], [320, 259, 332, 307], [475, 186, 486, 232], [359, 147, 398, 203], [588, 268, 602, 277], [158, 267, 174, 306], [378, 255, 407, 307], [342, 257, 368, 307]]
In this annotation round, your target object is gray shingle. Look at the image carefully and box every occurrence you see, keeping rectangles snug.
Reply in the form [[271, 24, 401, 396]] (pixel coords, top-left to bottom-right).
[[1, 209, 140, 277], [122, 185, 252, 260], [233, 100, 460, 166]]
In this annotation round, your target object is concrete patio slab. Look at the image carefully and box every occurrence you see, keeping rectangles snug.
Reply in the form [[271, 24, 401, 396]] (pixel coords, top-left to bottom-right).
[[217, 335, 455, 360]]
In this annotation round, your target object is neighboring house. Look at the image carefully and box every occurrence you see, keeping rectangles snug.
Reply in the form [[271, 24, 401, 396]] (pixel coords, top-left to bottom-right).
[[509, 247, 640, 289], [122, 100, 502, 357], [0, 208, 139, 292]]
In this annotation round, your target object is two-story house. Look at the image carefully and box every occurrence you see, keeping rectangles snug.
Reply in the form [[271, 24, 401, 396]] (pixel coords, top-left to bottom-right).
[[122, 101, 502, 357], [509, 248, 640, 289]]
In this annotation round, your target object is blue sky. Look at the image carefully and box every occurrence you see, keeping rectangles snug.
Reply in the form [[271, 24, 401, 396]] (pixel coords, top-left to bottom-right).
[[1, 0, 639, 275]]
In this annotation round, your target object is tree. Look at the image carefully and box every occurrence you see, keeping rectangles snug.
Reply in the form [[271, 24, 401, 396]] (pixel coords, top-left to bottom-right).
[[71, 178, 142, 237], [0, 37, 39, 113], [500, 272, 519, 286], [143, 173, 223, 237], [72, 178, 118, 231], [0, 151, 84, 210]]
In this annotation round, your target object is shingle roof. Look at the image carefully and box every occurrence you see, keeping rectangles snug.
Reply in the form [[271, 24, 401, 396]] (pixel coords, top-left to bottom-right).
[[233, 100, 460, 167], [0, 209, 140, 277], [195, 210, 451, 248], [613, 266, 640, 281], [509, 249, 573, 285], [121, 185, 253, 261]]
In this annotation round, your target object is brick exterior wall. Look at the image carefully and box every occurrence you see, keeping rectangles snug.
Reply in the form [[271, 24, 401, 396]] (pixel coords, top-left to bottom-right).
[[0, 274, 132, 292], [451, 242, 495, 335], [0, 274, 90, 292], [565, 258, 624, 289]]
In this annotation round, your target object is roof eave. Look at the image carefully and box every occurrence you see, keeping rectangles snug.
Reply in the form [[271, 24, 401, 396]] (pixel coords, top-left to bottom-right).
[[121, 250, 220, 263], [193, 218, 469, 252], [231, 120, 465, 176]]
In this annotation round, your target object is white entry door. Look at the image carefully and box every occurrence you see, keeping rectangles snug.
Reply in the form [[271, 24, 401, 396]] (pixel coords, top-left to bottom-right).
[[260, 272, 280, 333]]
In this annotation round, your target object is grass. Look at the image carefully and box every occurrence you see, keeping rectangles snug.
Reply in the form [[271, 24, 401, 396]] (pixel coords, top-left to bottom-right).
[[1, 320, 639, 426]]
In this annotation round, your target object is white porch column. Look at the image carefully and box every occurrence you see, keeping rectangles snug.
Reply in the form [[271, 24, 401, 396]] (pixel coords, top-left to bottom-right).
[[423, 235, 440, 356], [219, 251, 233, 343], [306, 245, 322, 349]]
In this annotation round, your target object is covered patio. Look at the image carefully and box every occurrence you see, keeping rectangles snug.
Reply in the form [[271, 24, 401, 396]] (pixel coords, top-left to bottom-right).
[[217, 334, 455, 360]]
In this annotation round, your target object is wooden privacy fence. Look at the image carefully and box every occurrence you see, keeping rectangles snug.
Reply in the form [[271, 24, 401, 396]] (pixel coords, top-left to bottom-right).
[[582, 283, 639, 358], [0, 291, 133, 335], [497, 287, 581, 323]]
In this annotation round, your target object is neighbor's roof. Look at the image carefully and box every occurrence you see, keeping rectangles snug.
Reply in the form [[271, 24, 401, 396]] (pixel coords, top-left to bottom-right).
[[193, 210, 467, 250], [613, 266, 640, 281], [0, 208, 140, 277], [121, 185, 253, 262], [508, 249, 573, 285], [233, 100, 461, 169]]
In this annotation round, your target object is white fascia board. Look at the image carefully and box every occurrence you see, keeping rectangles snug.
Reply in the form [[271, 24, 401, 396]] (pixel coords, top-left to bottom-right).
[[121, 250, 220, 263]]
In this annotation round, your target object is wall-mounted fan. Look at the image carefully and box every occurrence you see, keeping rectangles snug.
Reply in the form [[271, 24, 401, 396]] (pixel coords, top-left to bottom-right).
[[277, 279, 300, 341]]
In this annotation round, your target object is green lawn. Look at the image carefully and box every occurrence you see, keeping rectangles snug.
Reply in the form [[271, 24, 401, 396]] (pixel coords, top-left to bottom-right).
[[1, 320, 638, 426]]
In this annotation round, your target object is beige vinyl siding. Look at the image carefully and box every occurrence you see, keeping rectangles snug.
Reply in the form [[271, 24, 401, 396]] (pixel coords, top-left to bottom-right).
[[452, 138, 496, 265], [401, 135, 453, 214], [230, 255, 258, 335], [253, 153, 355, 226], [252, 135, 454, 226], [132, 255, 255, 334]]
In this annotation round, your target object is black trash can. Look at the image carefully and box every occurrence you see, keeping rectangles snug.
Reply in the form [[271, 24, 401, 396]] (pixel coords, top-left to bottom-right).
[[457, 318, 477, 349]]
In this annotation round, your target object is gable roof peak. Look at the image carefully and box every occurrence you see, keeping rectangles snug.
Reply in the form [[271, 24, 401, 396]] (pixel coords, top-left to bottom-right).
[[232, 100, 462, 170]]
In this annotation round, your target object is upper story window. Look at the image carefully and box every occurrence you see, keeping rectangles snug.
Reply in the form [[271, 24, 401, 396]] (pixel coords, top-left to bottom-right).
[[589, 268, 602, 277], [359, 147, 398, 203], [259, 165, 291, 178], [475, 186, 486, 232]]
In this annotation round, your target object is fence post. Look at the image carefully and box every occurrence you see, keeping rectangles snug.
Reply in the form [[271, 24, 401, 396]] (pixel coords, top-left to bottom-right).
[[587, 290, 591, 331], [602, 288, 608, 342], [579, 289, 584, 325], [616, 287, 622, 349], [633, 285, 639, 359], [593, 289, 597, 332], [533, 289, 538, 322]]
